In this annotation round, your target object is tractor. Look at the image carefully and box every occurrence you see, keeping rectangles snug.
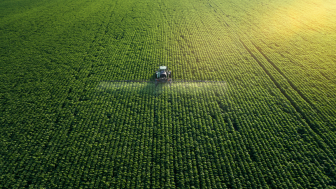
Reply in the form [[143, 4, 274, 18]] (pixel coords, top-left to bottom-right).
[[155, 66, 172, 86]]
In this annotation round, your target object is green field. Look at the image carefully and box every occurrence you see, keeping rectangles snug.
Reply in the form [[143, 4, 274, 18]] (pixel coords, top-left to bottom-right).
[[1, 0, 336, 188]]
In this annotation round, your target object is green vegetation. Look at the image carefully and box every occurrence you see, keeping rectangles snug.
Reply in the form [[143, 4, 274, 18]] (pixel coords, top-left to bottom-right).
[[1, 0, 336, 188]]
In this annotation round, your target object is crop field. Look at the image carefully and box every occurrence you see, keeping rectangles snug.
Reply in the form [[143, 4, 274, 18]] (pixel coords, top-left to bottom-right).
[[1, 0, 336, 188]]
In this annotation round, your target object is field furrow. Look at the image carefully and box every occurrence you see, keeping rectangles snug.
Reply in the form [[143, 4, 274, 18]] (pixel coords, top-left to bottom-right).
[[1, 0, 336, 188]]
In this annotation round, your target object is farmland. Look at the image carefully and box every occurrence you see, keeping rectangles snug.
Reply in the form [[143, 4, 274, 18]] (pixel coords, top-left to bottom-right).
[[1, 0, 336, 188]]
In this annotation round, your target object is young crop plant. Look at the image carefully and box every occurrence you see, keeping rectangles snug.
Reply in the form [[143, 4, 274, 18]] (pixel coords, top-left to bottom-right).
[[1, 0, 336, 188]]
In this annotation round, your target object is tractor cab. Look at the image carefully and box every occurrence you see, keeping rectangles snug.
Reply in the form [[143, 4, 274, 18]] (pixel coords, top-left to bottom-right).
[[155, 66, 172, 85], [157, 66, 168, 78]]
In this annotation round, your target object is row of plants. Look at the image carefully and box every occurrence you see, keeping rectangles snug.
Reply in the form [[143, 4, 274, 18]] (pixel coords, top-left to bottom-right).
[[2, 0, 336, 187]]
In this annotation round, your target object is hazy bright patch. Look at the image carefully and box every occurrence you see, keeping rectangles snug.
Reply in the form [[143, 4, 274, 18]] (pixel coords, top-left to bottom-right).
[[258, 0, 336, 39]]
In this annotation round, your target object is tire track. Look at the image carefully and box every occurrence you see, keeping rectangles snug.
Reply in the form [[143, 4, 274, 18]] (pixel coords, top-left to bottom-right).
[[250, 42, 317, 110], [239, 38, 336, 184], [250, 41, 336, 128], [238, 38, 320, 134]]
